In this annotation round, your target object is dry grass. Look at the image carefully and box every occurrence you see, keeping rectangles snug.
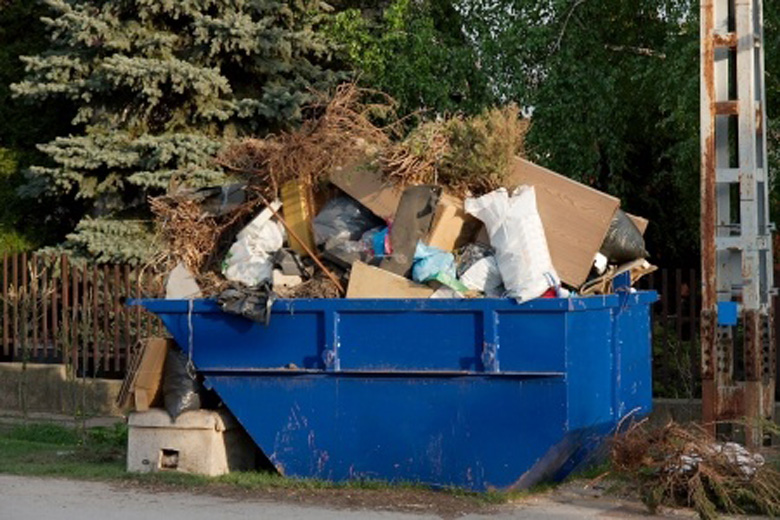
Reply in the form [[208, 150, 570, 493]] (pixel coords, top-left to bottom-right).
[[148, 191, 257, 294], [218, 83, 399, 200], [610, 421, 780, 519], [382, 105, 529, 196]]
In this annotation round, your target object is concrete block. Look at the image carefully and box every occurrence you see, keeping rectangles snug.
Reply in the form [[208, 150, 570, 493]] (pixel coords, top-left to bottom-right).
[[127, 408, 258, 476], [0, 363, 124, 417]]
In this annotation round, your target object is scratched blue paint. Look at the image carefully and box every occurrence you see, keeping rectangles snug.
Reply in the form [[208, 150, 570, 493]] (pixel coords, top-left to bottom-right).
[[132, 291, 657, 491]]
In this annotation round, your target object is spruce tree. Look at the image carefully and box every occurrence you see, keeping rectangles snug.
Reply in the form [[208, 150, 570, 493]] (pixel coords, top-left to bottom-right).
[[14, 0, 337, 264]]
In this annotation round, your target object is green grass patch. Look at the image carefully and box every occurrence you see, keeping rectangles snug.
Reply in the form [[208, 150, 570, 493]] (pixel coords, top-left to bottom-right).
[[0, 421, 546, 505]]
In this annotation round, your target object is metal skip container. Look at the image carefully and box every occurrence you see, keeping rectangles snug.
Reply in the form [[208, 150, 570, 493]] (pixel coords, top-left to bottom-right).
[[133, 288, 657, 491]]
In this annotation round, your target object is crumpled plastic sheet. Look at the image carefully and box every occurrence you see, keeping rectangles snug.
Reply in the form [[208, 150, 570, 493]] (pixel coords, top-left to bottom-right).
[[668, 441, 766, 478], [217, 282, 277, 324], [313, 196, 383, 246]]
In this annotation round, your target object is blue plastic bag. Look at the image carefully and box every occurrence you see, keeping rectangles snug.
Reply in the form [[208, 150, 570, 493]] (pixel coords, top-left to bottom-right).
[[412, 243, 456, 283]]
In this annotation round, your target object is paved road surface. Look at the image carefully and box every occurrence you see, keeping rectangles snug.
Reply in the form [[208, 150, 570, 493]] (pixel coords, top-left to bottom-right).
[[0, 475, 694, 519]]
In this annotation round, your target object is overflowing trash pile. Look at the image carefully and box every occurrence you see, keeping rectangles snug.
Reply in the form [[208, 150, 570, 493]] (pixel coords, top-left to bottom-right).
[[611, 421, 780, 519], [151, 84, 655, 316]]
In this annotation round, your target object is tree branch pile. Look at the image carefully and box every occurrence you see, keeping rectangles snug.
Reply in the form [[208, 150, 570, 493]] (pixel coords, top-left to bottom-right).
[[611, 421, 780, 519]]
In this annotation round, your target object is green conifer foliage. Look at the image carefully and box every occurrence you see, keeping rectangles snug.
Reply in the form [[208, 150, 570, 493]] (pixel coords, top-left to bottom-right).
[[14, 0, 337, 264]]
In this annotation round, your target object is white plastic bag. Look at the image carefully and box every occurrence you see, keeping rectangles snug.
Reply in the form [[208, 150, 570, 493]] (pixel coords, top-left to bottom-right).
[[223, 201, 286, 286], [460, 256, 503, 298], [465, 186, 559, 302]]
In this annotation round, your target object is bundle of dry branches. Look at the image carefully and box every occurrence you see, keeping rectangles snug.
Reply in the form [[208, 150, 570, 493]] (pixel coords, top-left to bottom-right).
[[218, 83, 398, 200], [382, 105, 530, 196], [149, 197, 223, 274], [611, 421, 780, 519]]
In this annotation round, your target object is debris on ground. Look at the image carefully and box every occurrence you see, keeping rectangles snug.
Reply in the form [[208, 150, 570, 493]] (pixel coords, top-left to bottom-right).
[[610, 420, 780, 520], [148, 83, 654, 305]]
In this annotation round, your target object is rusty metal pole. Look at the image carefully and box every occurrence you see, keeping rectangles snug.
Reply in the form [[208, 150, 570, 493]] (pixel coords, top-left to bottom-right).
[[700, 0, 775, 448]]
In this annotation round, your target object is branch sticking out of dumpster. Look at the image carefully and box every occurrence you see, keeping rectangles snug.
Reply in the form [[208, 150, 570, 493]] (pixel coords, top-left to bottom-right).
[[217, 83, 399, 201]]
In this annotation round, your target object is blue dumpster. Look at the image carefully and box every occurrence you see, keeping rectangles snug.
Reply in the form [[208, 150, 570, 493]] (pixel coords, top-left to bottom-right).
[[133, 288, 657, 491]]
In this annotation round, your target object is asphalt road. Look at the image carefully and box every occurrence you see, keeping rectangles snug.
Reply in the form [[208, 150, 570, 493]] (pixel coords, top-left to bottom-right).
[[0, 475, 703, 520]]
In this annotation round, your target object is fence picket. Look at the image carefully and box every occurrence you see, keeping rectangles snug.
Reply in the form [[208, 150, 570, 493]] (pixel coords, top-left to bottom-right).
[[2, 254, 7, 357]]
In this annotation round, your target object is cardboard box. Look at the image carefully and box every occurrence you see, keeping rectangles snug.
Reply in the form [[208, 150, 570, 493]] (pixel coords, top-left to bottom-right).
[[330, 161, 403, 221], [505, 157, 620, 288], [131, 338, 172, 412], [281, 181, 316, 257], [347, 261, 435, 299], [627, 213, 649, 235], [424, 193, 479, 251]]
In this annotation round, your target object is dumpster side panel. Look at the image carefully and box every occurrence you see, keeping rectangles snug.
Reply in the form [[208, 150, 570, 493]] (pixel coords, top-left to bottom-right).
[[205, 374, 567, 491], [613, 299, 653, 420], [496, 312, 566, 372], [337, 311, 483, 371], [162, 311, 326, 370], [565, 308, 616, 431]]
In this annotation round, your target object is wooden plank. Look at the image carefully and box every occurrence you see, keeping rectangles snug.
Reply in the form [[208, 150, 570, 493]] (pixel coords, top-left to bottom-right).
[[134, 268, 142, 345], [662, 269, 669, 353], [19, 253, 29, 362], [113, 266, 121, 372], [51, 257, 59, 360], [31, 257, 38, 359], [12, 253, 18, 358], [71, 262, 79, 373], [689, 268, 699, 384], [92, 264, 99, 374], [41, 261, 48, 360], [124, 265, 132, 370], [83, 264, 90, 374], [3, 254, 8, 357], [103, 265, 110, 372], [676, 268, 683, 342], [61, 255, 69, 366], [504, 157, 621, 287]]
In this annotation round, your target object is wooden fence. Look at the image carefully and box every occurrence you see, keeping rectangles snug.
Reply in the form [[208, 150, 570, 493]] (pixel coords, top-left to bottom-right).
[[0, 252, 775, 395], [638, 269, 702, 398], [0, 253, 164, 378]]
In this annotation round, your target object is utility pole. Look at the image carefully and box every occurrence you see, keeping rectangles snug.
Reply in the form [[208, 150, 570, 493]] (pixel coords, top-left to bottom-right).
[[700, 0, 775, 448]]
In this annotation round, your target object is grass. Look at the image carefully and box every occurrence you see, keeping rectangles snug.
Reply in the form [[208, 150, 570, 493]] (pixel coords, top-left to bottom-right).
[[0, 421, 518, 506]]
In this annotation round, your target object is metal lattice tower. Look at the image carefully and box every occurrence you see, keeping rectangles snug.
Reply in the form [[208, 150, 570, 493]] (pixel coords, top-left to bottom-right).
[[700, 0, 775, 447]]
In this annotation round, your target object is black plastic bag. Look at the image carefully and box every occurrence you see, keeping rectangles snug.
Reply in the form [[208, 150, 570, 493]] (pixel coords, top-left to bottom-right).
[[312, 196, 383, 245], [217, 282, 276, 324], [163, 348, 201, 420], [599, 210, 649, 264]]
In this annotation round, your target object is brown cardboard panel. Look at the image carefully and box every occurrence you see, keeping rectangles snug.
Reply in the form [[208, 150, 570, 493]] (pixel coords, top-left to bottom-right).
[[330, 161, 403, 221], [627, 213, 649, 235], [424, 193, 479, 251], [505, 157, 620, 287], [380, 185, 441, 276], [131, 338, 172, 412], [347, 261, 435, 298], [281, 181, 316, 258]]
